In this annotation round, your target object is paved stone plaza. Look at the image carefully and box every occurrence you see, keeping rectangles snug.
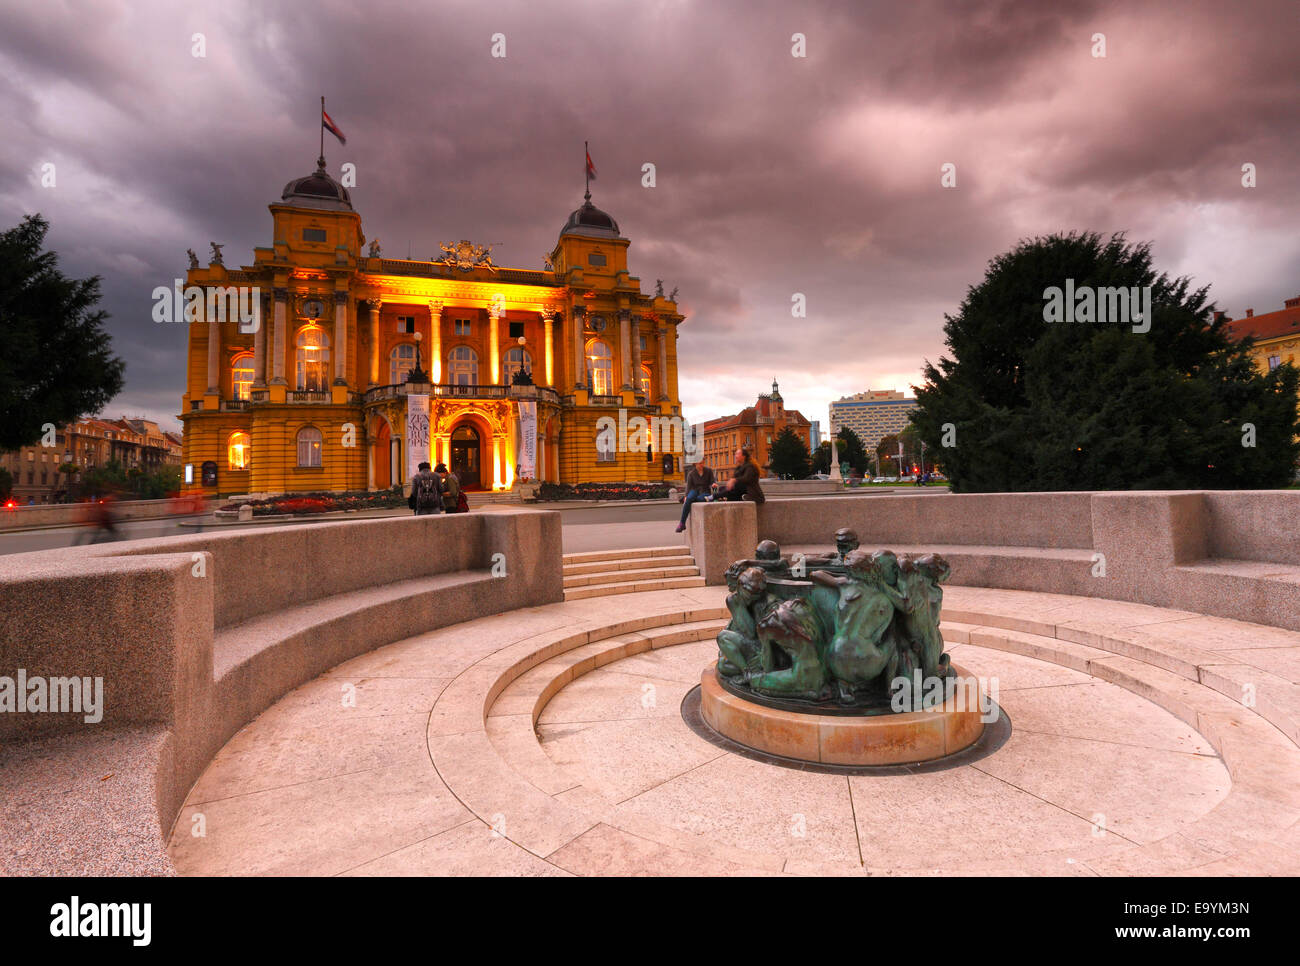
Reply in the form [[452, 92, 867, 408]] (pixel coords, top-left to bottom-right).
[[167, 582, 1298, 876]]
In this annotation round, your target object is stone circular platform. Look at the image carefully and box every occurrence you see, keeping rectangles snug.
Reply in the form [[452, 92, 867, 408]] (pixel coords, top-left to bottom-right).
[[165, 585, 1300, 876], [699, 664, 985, 766]]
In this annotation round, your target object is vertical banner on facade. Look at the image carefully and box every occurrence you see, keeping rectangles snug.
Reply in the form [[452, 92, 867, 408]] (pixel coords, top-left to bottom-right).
[[406, 394, 430, 483], [517, 399, 537, 480]]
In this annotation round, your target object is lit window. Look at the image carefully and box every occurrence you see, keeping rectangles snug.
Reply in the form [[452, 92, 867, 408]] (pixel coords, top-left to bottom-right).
[[587, 340, 613, 395], [232, 353, 254, 400], [596, 431, 616, 462], [295, 326, 331, 391], [448, 346, 478, 386], [228, 432, 251, 470], [639, 365, 652, 396], [296, 426, 323, 468], [503, 347, 532, 384], [390, 344, 416, 384]]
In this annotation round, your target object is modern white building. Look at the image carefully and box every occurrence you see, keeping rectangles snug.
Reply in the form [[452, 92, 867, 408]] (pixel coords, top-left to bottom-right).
[[828, 390, 919, 450]]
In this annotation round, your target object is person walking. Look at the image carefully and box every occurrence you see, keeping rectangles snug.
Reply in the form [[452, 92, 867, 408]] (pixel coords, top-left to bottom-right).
[[721, 447, 765, 504], [675, 460, 715, 532], [411, 461, 444, 515], [435, 462, 461, 513]]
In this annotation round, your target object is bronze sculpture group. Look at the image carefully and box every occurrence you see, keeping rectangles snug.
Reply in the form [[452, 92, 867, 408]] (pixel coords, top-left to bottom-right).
[[716, 530, 953, 709]]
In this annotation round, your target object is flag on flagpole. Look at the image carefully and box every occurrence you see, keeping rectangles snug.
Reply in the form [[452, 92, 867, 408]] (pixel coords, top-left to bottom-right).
[[322, 108, 347, 145], [585, 148, 596, 181]]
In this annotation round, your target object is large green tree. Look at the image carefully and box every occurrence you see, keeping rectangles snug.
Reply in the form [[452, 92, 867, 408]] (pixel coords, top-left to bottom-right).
[[767, 426, 811, 478], [0, 215, 125, 450], [911, 232, 1300, 491]]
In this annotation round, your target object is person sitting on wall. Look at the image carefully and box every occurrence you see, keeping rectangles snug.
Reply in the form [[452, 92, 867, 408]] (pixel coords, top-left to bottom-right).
[[675, 460, 715, 533], [720, 447, 765, 504]]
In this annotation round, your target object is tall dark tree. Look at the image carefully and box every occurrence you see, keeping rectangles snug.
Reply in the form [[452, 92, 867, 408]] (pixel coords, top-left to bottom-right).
[[767, 426, 811, 478], [911, 231, 1300, 491], [0, 215, 125, 450], [810, 440, 832, 474]]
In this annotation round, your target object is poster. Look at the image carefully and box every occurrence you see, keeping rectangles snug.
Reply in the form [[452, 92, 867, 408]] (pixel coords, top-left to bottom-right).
[[517, 399, 537, 480], [406, 394, 430, 483]]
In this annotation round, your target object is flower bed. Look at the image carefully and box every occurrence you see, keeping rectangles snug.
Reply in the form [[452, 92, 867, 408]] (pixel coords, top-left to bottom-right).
[[218, 488, 407, 516], [535, 481, 670, 502]]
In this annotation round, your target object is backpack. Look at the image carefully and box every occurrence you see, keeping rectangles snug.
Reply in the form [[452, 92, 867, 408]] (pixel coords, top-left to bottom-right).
[[414, 473, 441, 510]]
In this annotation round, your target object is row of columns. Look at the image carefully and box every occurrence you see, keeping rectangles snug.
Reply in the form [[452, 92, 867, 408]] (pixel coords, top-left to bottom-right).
[[210, 288, 672, 401]]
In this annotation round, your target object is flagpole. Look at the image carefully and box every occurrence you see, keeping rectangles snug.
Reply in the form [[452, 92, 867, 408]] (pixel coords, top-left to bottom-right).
[[584, 140, 589, 200], [319, 96, 325, 166]]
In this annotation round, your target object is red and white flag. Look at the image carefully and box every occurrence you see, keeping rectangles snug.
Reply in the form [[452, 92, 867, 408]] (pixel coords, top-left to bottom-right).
[[322, 108, 346, 145]]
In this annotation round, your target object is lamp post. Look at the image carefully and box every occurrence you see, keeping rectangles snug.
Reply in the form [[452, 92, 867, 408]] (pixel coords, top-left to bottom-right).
[[407, 330, 429, 384]]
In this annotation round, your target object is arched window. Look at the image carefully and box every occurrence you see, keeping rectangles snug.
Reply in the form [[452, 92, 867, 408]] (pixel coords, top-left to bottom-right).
[[390, 344, 416, 385], [448, 346, 478, 387], [296, 426, 323, 467], [228, 431, 250, 471], [232, 353, 254, 400], [295, 326, 331, 392], [586, 340, 613, 395], [503, 347, 532, 384], [639, 364, 652, 397]]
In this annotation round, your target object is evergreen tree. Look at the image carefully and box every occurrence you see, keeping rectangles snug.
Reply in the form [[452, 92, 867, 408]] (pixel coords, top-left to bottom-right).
[[0, 215, 125, 450], [767, 426, 811, 478], [911, 231, 1300, 491], [810, 440, 832, 474]]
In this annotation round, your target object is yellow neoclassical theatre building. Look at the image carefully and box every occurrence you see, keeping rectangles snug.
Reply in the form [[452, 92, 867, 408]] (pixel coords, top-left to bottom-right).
[[179, 155, 686, 495]]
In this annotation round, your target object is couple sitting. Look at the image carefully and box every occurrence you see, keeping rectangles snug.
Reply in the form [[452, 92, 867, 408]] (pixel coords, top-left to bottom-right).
[[409, 462, 466, 514]]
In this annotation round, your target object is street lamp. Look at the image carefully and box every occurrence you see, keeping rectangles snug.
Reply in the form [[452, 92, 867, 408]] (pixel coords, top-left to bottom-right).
[[406, 330, 430, 384]]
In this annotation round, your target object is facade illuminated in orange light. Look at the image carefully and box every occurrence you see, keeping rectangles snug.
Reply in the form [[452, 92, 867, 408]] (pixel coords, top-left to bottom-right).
[[179, 155, 687, 495]]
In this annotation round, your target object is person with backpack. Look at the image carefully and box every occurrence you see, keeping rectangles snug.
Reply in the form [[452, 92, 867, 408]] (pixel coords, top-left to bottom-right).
[[410, 462, 444, 515], [435, 463, 461, 513]]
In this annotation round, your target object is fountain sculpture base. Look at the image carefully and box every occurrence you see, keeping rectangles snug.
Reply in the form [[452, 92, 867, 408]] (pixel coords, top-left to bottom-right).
[[700, 663, 985, 766]]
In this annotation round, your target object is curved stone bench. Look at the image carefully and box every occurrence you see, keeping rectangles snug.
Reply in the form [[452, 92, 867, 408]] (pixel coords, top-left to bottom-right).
[[0, 510, 562, 875]]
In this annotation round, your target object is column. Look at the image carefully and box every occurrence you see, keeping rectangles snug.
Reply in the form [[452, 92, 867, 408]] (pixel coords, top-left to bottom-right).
[[657, 322, 669, 401], [572, 306, 586, 389], [488, 302, 502, 385], [253, 291, 268, 387], [428, 300, 443, 383], [271, 288, 288, 384], [543, 309, 556, 386], [618, 309, 632, 390], [366, 420, 376, 490], [205, 300, 220, 395], [367, 299, 381, 386], [333, 291, 348, 384], [631, 315, 644, 395], [491, 434, 502, 489]]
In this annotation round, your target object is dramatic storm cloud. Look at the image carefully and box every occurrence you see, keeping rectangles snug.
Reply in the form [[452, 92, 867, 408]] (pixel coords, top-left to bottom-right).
[[1, 0, 1296, 432]]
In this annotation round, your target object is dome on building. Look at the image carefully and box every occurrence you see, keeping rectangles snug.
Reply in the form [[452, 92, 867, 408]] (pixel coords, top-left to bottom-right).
[[280, 158, 353, 211], [559, 191, 621, 238]]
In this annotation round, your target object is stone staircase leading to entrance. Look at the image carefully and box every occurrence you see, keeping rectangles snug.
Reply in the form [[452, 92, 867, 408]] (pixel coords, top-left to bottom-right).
[[562, 546, 705, 601]]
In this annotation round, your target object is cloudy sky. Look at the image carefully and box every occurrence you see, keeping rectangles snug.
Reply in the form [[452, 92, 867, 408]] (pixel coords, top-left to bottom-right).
[[2, 0, 1297, 434]]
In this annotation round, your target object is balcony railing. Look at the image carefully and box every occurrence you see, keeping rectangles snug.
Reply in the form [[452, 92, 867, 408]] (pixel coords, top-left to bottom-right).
[[363, 383, 562, 406]]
